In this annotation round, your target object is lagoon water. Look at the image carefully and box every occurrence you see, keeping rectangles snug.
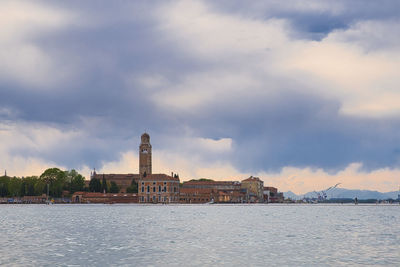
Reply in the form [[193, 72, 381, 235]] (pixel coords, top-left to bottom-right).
[[1, 204, 399, 266]]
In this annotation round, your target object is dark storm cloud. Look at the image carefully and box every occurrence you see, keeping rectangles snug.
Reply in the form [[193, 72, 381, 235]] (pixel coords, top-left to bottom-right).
[[172, 88, 400, 173], [207, 0, 400, 39], [1, 0, 400, 173]]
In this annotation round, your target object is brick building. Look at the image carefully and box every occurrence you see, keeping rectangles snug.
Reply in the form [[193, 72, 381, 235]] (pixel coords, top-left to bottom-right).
[[180, 180, 247, 203], [179, 187, 217, 203], [90, 173, 140, 193], [182, 180, 241, 190], [72, 192, 138, 203], [88, 133, 173, 195], [138, 174, 180, 203]]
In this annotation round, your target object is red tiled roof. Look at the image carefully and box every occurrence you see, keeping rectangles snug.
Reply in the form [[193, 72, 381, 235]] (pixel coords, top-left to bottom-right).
[[140, 173, 179, 181], [183, 181, 239, 186], [92, 174, 140, 180]]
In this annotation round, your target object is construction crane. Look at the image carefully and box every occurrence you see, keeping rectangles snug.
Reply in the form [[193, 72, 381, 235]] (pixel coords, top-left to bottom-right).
[[314, 183, 341, 201]]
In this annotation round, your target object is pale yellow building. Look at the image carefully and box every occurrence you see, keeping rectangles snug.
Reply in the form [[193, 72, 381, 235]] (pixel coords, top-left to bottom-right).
[[241, 176, 264, 202]]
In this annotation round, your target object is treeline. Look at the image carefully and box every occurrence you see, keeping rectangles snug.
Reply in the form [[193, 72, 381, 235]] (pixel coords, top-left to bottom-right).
[[0, 168, 85, 198], [0, 168, 139, 198]]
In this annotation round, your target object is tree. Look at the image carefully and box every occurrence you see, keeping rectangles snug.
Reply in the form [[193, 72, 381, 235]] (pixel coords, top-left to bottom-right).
[[0, 175, 10, 197], [40, 168, 66, 197], [109, 181, 119, 193], [101, 175, 108, 193], [65, 170, 85, 194], [8, 177, 22, 197], [20, 176, 38, 196], [34, 179, 46, 196], [126, 179, 138, 193], [89, 178, 102, 192]]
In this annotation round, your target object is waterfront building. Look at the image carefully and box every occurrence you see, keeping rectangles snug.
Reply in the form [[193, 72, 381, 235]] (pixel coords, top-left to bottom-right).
[[138, 174, 180, 203], [90, 172, 139, 193], [180, 180, 247, 203], [179, 188, 217, 203], [182, 180, 241, 190], [241, 176, 264, 202], [72, 192, 138, 203]]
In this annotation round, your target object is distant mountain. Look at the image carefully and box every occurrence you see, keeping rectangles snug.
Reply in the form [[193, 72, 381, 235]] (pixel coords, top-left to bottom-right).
[[282, 191, 299, 200], [284, 188, 399, 200]]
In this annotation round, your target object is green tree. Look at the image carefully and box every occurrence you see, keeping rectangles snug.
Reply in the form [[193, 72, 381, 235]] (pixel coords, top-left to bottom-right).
[[8, 177, 22, 197], [0, 175, 10, 197], [34, 179, 46, 196], [101, 175, 108, 193], [89, 178, 102, 192], [65, 170, 85, 194], [126, 179, 138, 193], [40, 168, 66, 197], [20, 176, 39, 196], [109, 181, 119, 193]]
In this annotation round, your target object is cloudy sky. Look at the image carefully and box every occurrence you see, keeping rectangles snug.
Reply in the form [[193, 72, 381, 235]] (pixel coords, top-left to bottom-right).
[[1, 0, 400, 194]]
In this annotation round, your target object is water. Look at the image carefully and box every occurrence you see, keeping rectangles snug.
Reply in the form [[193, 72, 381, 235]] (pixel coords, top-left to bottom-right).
[[0, 204, 399, 266]]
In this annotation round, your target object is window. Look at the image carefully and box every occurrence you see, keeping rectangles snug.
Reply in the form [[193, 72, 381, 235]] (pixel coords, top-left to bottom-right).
[[141, 186, 144, 193], [147, 186, 150, 193], [153, 182, 156, 185], [147, 195, 149, 202], [141, 182, 144, 185], [152, 195, 156, 202], [158, 185, 161, 192], [174, 187, 176, 192], [164, 186, 167, 192], [141, 196, 144, 202], [158, 195, 161, 202], [153, 187, 156, 192]]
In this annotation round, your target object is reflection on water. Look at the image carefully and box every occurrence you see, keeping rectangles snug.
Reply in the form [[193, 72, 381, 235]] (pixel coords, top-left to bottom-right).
[[0, 204, 399, 266]]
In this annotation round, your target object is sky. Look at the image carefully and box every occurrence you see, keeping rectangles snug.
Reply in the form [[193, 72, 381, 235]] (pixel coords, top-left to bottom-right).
[[1, 0, 400, 194]]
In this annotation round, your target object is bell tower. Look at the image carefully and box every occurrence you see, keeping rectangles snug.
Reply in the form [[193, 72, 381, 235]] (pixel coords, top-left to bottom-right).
[[139, 132, 152, 178]]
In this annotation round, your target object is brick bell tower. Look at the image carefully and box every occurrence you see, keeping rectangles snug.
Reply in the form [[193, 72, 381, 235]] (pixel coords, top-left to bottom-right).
[[139, 132, 152, 178]]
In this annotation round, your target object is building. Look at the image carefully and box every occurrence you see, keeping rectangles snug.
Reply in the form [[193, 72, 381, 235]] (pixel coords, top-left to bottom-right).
[[216, 189, 247, 203], [138, 174, 180, 203], [180, 180, 247, 203], [72, 192, 138, 203], [182, 180, 241, 190], [179, 188, 217, 203], [90, 173, 140, 193], [241, 176, 264, 202], [88, 133, 156, 193], [89, 133, 181, 202]]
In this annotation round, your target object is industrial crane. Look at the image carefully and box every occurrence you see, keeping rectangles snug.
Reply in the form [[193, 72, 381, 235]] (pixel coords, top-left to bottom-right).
[[313, 183, 341, 201]]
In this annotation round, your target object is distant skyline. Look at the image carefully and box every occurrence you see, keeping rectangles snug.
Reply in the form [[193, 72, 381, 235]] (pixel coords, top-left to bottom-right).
[[1, 0, 400, 194]]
